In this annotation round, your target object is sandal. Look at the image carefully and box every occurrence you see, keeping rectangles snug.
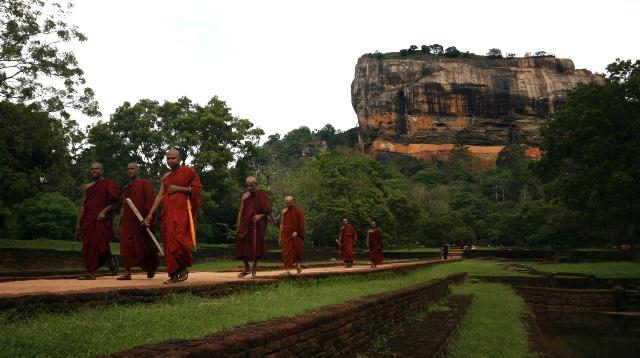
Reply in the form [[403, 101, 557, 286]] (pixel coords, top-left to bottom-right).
[[117, 274, 131, 280], [78, 273, 96, 280], [177, 268, 189, 282], [147, 271, 156, 279]]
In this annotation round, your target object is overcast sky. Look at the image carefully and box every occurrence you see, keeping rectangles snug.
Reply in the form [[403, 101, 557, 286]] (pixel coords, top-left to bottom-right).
[[69, 0, 640, 139]]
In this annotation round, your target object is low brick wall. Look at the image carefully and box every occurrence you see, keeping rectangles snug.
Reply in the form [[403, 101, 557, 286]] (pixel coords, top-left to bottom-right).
[[103, 273, 467, 358], [462, 249, 633, 262], [475, 275, 640, 289], [514, 286, 619, 313]]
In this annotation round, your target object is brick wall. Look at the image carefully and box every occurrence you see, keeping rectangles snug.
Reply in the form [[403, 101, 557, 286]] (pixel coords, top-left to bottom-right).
[[515, 286, 619, 313], [102, 273, 467, 358]]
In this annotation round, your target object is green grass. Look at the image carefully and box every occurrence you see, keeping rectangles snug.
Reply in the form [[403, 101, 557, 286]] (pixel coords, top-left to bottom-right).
[[0, 239, 120, 254], [520, 261, 640, 278], [447, 281, 530, 358], [0, 259, 517, 357]]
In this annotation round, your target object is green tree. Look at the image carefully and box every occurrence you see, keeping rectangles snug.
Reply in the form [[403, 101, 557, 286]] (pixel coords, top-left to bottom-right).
[[536, 59, 640, 244], [0, 0, 99, 118], [13, 192, 78, 240], [444, 46, 461, 58], [429, 44, 443, 55], [486, 48, 503, 59], [0, 101, 77, 229]]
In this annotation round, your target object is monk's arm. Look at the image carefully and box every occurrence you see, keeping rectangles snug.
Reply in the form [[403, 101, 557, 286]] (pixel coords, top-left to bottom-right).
[[166, 184, 191, 195], [144, 181, 165, 226]]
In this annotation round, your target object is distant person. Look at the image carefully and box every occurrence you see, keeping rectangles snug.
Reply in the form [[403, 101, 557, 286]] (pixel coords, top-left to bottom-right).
[[442, 243, 449, 260], [338, 218, 358, 268], [118, 163, 159, 280], [75, 162, 120, 280], [235, 176, 273, 278], [367, 220, 383, 268], [145, 149, 202, 284], [279, 196, 305, 275]]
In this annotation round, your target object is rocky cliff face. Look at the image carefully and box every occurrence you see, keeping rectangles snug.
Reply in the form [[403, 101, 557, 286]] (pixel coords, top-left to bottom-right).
[[351, 56, 604, 163]]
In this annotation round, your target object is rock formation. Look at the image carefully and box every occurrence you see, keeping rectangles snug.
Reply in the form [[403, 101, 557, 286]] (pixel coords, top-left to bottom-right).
[[351, 56, 604, 164]]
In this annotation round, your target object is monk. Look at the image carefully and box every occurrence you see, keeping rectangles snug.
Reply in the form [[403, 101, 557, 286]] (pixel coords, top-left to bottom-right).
[[144, 149, 202, 284], [235, 176, 273, 278], [279, 196, 305, 275], [366, 220, 383, 268], [338, 218, 358, 268], [117, 163, 159, 280], [74, 162, 120, 280]]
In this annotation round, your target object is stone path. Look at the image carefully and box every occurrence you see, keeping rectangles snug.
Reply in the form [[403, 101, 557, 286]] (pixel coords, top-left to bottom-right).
[[0, 259, 447, 298]]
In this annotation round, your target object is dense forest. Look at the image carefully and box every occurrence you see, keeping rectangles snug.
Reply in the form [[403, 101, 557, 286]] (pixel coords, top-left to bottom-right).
[[1, 1, 638, 250]]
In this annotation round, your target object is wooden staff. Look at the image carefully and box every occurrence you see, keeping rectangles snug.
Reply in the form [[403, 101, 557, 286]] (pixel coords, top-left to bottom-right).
[[125, 198, 165, 256], [251, 210, 257, 262], [187, 198, 196, 251]]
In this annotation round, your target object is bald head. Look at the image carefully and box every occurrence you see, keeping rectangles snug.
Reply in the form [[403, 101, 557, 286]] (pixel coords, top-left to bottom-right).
[[127, 162, 141, 179], [89, 162, 103, 180], [284, 196, 294, 209], [166, 148, 182, 170], [246, 176, 257, 194]]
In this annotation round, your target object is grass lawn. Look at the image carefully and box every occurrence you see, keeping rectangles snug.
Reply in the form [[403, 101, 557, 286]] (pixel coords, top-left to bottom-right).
[[520, 261, 640, 278], [447, 281, 530, 358], [0, 239, 120, 254], [0, 259, 521, 357]]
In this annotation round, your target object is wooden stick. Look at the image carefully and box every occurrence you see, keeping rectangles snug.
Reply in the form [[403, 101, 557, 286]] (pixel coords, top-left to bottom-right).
[[125, 198, 165, 256]]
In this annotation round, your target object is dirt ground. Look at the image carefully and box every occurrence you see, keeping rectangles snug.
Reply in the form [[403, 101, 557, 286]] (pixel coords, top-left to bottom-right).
[[0, 260, 441, 297]]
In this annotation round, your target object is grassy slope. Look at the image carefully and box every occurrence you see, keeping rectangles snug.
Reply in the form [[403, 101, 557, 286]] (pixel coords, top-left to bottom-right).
[[448, 281, 529, 358], [522, 261, 640, 278]]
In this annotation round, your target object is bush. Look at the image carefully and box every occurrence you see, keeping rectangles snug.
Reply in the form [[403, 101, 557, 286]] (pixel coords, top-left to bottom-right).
[[15, 192, 78, 240]]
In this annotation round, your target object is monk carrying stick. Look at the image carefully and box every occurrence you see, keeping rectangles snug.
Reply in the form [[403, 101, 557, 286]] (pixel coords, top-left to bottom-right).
[[144, 149, 202, 284], [117, 163, 159, 280], [235, 176, 273, 278], [75, 162, 120, 280], [279, 196, 305, 275]]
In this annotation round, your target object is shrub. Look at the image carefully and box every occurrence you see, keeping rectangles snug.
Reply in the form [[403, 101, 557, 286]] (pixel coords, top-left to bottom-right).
[[16, 192, 79, 240]]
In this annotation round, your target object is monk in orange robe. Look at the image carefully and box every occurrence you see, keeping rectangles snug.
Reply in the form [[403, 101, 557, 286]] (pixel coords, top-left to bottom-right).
[[367, 220, 383, 268], [145, 149, 202, 284], [235, 176, 273, 278], [338, 218, 358, 268], [75, 162, 120, 280], [279, 196, 305, 275], [117, 163, 159, 280]]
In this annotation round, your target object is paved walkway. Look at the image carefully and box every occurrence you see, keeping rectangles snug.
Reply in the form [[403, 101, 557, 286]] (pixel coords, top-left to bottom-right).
[[0, 259, 447, 297]]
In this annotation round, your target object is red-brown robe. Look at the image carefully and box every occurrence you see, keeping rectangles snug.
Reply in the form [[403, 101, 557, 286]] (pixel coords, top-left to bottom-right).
[[340, 223, 358, 262], [161, 166, 202, 275], [279, 205, 305, 269], [368, 227, 384, 265], [119, 178, 159, 273], [81, 178, 120, 272], [235, 189, 272, 261]]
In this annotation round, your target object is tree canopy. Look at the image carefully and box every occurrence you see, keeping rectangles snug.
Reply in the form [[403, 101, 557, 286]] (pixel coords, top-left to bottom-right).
[[0, 0, 98, 118]]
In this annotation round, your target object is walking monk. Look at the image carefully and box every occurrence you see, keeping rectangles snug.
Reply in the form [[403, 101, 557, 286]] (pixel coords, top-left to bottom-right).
[[75, 162, 120, 280], [144, 149, 202, 284], [279, 196, 304, 275], [338, 218, 358, 268], [117, 163, 159, 280], [366, 220, 383, 268], [235, 176, 272, 278]]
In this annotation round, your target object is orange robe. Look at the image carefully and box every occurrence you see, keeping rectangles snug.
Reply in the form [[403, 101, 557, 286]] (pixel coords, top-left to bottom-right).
[[119, 178, 159, 273], [161, 166, 202, 275], [81, 178, 120, 271], [368, 227, 383, 265], [279, 205, 305, 269], [235, 189, 272, 260], [340, 223, 358, 262]]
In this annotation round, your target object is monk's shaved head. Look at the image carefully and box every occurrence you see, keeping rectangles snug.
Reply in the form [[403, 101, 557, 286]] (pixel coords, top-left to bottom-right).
[[89, 162, 103, 180], [246, 176, 257, 194], [246, 176, 257, 185], [167, 148, 182, 158], [127, 162, 141, 179], [284, 195, 294, 209]]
